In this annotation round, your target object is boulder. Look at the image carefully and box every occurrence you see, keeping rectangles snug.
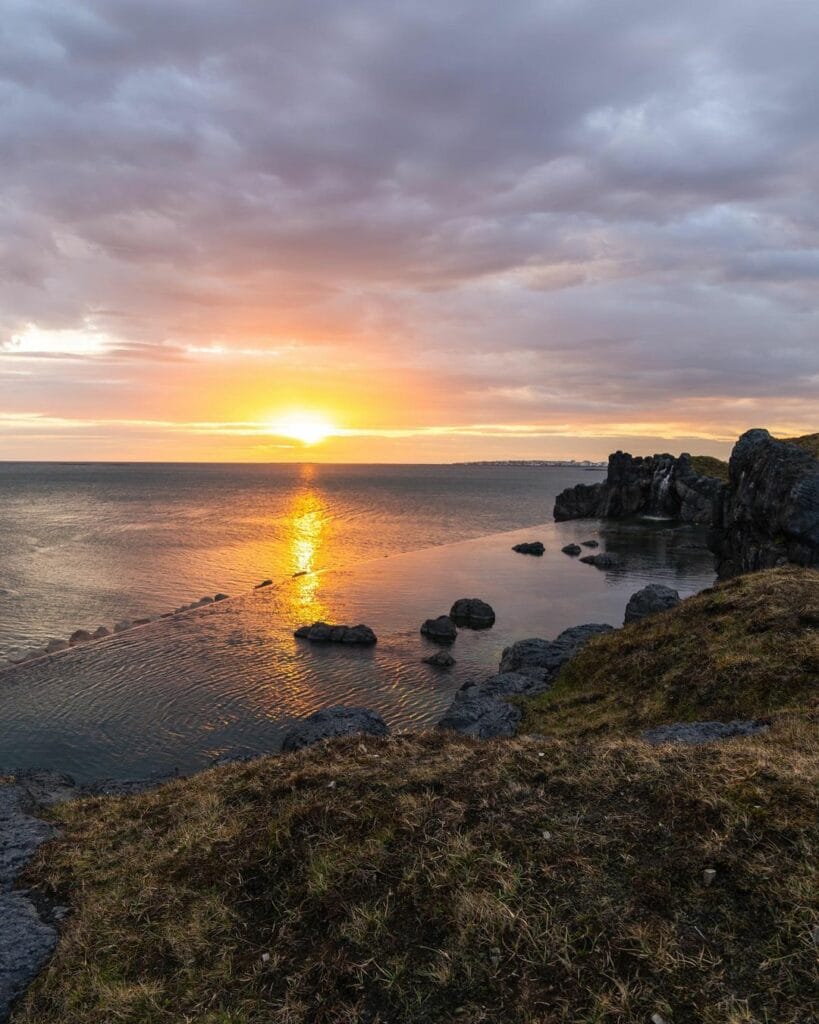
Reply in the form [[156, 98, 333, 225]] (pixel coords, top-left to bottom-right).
[[642, 719, 769, 745], [423, 650, 456, 668], [581, 539, 599, 548], [561, 543, 582, 556], [420, 615, 457, 644], [214, 593, 229, 602], [499, 623, 615, 683], [44, 639, 68, 654], [512, 541, 545, 556], [624, 584, 681, 624], [197, 596, 214, 606], [255, 579, 273, 589], [68, 629, 93, 646], [579, 553, 619, 569], [449, 598, 495, 629], [294, 622, 377, 645], [281, 706, 389, 752], [92, 626, 110, 640], [437, 695, 521, 740]]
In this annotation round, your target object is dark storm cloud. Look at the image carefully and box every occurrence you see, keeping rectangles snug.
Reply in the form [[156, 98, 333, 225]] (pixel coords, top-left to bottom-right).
[[1, 0, 817, 436]]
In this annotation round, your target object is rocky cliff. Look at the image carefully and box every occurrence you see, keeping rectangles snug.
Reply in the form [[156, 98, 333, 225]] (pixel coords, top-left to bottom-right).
[[711, 428, 819, 577], [554, 429, 819, 578], [553, 451, 723, 524]]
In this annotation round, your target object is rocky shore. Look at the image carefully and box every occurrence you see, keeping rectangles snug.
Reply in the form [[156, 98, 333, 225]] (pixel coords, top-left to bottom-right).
[[554, 428, 819, 577]]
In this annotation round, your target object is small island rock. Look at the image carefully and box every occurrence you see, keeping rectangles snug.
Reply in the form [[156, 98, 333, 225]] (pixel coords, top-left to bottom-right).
[[449, 598, 495, 629], [68, 629, 93, 646], [624, 584, 681, 624], [581, 539, 599, 548], [561, 543, 582, 556], [423, 650, 456, 668], [92, 626, 110, 639], [579, 552, 619, 569], [294, 622, 378, 645], [420, 615, 458, 644], [281, 706, 389, 752], [512, 541, 545, 556]]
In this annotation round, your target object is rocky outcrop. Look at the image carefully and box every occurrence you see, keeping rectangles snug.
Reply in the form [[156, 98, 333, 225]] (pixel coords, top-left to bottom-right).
[[280, 707, 389, 751], [711, 429, 819, 577], [449, 598, 495, 629], [294, 622, 378, 645], [499, 623, 615, 684], [642, 719, 769, 745], [624, 584, 680, 624], [554, 451, 723, 524]]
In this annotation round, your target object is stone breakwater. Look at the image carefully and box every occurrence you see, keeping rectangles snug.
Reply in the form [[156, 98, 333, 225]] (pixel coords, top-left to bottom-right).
[[553, 428, 819, 578]]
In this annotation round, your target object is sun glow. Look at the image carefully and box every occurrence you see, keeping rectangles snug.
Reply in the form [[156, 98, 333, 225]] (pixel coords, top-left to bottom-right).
[[268, 411, 336, 445]]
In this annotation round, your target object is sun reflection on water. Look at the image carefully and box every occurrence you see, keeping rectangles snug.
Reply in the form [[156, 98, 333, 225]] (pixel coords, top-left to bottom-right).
[[286, 485, 330, 625]]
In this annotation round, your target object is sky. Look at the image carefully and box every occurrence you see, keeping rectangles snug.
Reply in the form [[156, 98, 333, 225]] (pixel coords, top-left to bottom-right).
[[1, 0, 817, 462]]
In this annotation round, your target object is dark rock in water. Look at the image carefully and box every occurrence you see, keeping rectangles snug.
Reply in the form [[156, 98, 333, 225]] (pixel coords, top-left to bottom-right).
[[255, 579, 273, 589], [92, 626, 110, 640], [438, 694, 522, 739], [561, 543, 582, 556], [554, 451, 723, 524], [459, 672, 541, 699], [113, 620, 132, 633], [423, 650, 456, 668], [579, 553, 619, 569], [294, 622, 378, 645], [449, 598, 495, 629], [642, 719, 769, 745], [214, 593, 229, 602], [0, 894, 57, 1022], [420, 615, 457, 644], [581, 539, 599, 548], [624, 584, 681, 624], [197, 597, 214, 606], [281, 706, 389, 751], [712, 429, 819, 577], [499, 623, 614, 683], [512, 541, 545, 556], [68, 629, 93, 646], [44, 638, 68, 654]]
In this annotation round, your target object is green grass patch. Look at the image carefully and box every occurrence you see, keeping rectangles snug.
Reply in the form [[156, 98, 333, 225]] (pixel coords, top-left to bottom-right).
[[521, 567, 818, 738]]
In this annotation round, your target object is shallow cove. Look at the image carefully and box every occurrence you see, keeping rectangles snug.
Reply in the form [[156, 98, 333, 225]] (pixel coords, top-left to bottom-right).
[[0, 518, 715, 781]]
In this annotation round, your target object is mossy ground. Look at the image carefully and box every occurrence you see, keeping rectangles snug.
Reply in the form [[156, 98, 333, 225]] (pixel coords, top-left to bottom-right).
[[14, 568, 819, 1024]]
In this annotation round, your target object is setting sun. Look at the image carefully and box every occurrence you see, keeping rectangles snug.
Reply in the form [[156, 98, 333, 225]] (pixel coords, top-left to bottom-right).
[[268, 412, 336, 445]]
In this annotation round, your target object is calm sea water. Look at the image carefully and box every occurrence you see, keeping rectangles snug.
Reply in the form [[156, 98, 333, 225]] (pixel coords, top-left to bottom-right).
[[0, 462, 601, 662], [0, 463, 717, 780]]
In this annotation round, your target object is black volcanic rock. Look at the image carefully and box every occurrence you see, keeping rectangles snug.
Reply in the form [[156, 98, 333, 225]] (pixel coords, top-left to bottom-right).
[[294, 622, 377, 645], [449, 598, 495, 629], [420, 615, 457, 643], [281, 707, 389, 751], [624, 583, 680, 624], [499, 623, 615, 683], [423, 650, 456, 668], [554, 451, 723, 524], [512, 541, 545, 556], [711, 429, 819, 577]]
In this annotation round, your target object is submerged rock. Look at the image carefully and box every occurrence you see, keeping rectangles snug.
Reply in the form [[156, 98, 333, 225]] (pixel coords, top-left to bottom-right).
[[420, 615, 457, 644], [579, 553, 619, 569], [44, 638, 68, 654], [92, 626, 110, 640], [561, 543, 582, 556], [294, 622, 378, 645], [581, 539, 599, 548], [423, 650, 456, 668], [449, 598, 495, 629], [255, 579, 273, 589], [512, 541, 545, 556], [499, 623, 615, 683], [642, 720, 769, 745], [69, 629, 93, 646], [281, 706, 389, 751], [624, 584, 681, 624]]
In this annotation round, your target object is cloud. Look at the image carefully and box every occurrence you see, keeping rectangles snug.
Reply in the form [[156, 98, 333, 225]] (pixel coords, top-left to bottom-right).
[[0, 0, 817, 458]]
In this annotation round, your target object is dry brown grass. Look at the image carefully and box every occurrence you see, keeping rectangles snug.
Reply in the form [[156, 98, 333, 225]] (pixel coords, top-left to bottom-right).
[[687, 455, 729, 483], [782, 432, 819, 458], [16, 722, 819, 1024], [522, 567, 819, 739]]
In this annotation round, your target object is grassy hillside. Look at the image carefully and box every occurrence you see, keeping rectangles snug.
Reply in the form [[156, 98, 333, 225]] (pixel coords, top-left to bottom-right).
[[15, 568, 819, 1024], [783, 432, 819, 458], [688, 454, 729, 482], [522, 566, 818, 738]]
